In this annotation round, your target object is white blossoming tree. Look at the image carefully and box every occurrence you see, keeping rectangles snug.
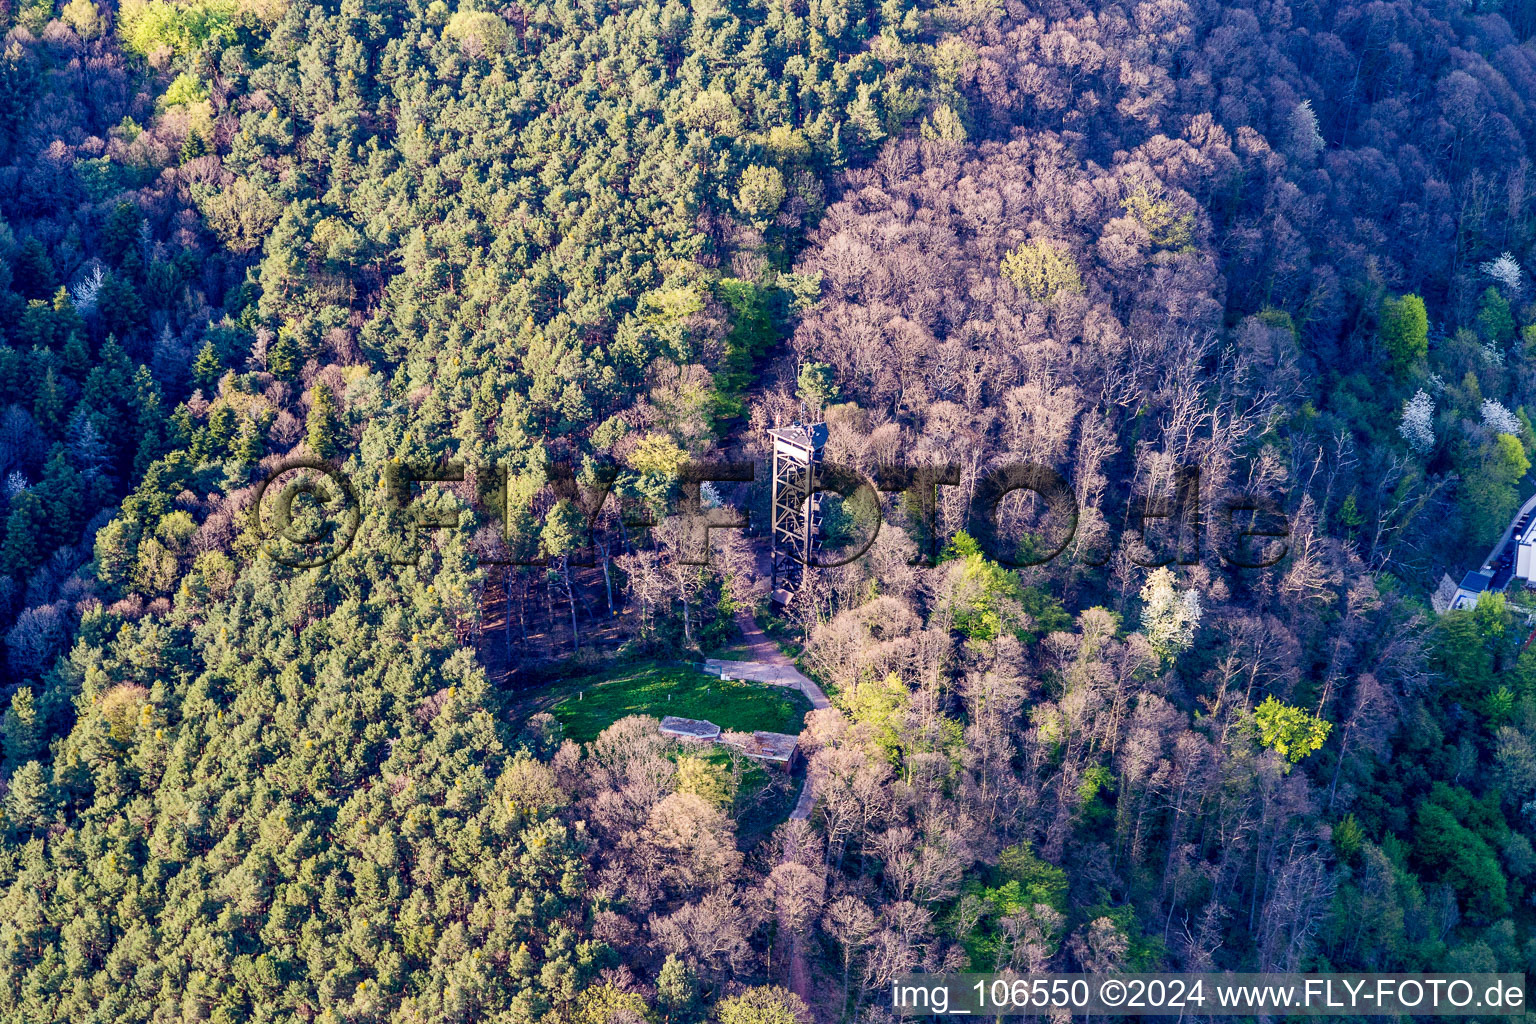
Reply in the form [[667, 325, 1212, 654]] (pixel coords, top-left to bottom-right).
[[1140, 567, 1202, 660], [69, 261, 105, 316], [1287, 99, 1324, 158], [1482, 399, 1522, 437], [1399, 389, 1436, 454], [1480, 252, 1522, 294]]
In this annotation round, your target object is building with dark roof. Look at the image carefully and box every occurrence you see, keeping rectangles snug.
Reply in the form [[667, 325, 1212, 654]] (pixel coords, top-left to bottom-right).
[[1439, 490, 1536, 613], [1452, 570, 1493, 610]]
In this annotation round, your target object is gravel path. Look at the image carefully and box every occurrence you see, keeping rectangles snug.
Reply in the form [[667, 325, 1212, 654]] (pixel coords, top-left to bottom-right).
[[712, 609, 831, 820]]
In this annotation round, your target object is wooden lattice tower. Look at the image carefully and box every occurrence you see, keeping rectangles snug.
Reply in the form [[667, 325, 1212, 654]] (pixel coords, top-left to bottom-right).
[[769, 423, 828, 605]]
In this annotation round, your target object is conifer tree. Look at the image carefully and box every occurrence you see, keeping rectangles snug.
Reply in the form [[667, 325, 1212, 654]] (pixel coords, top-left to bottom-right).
[[2, 687, 39, 767], [0, 491, 42, 577], [61, 331, 89, 377], [131, 366, 167, 478], [235, 418, 264, 464], [306, 382, 342, 458], [267, 327, 300, 379], [5, 760, 50, 832], [193, 338, 224, 387], [32, 366, 62, 433]]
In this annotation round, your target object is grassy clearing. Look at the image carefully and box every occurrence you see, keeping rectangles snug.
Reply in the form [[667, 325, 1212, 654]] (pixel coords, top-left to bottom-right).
[[550, 659, 809, 743]]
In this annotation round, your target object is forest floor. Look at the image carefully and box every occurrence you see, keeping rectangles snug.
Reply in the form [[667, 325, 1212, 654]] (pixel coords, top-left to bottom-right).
[[476, 564, 629, 690]]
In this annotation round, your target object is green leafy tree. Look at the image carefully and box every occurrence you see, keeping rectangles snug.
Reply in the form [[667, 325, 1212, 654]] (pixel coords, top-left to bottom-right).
[[997, 841, 1070, 913], [1412, 788, 1510, 923], [676, 755, 732, 809], [1253, 695, 1331, 764], [839, 672, 910, 763], [61, 0, 105, 37], [1379, 293, 1429, 372], [117, 0, 239, 60], [737, 165, 788, 229], [1001, 240, 1084, 301], [445, 9, 510, 52], [1122, 186, 1196, 251], [1333, 814, 1365, 861], [716, 987, 812, 1024], [1476, 286, 1515, 346], [1462, 432, 1531, 545], [939, 531, 1026, 642], [629, 434, 689, 478]]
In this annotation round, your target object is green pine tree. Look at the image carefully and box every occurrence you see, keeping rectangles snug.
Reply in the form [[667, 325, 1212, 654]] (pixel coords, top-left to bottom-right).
[[80, 335, 132, 415], [1336, 492, 1365, 539], [100, 201, 141, 264], [34, 445, 83, 549], [206, 404, 237, 458], [179, 129, 208, 162], [0, 491, 43, 576], [60, 331, 90, 377], [656, 955, 698, 1023], [32, 366, 62, 433], [131, 366, 167, 479], [235, 418, 264, 464], [5, 760, 52, 833], [51, 286, 82, 339], [267, 327, 300, 379], [16, 300, 54, 350], [193, 338, 224, 388], [306, 382, 342, 458], [0, 346, 19, 404], [2, 688, 40, 767]]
